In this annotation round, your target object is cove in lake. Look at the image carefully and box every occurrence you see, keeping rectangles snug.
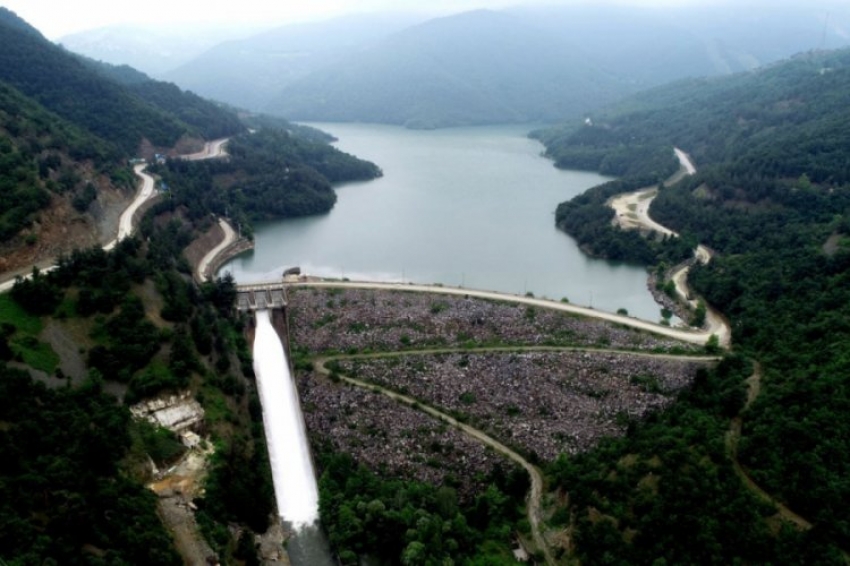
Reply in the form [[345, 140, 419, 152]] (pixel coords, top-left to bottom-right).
[[222, 123, 663, 322]]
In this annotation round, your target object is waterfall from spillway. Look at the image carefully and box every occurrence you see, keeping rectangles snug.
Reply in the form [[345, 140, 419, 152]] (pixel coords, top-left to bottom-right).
[[252, 309, 319, 527]]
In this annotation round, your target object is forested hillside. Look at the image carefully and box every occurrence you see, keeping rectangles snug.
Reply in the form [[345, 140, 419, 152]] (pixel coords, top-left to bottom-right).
[[80, 57, 244, 141], [151, 128, 381, 236], [0, 11, 383, 563], [1, 228, 275, 564], [0, 80, 117, 242], [0, 8, 246, 270], [0, 8, 243, 154], [537, 47, 850, 560]]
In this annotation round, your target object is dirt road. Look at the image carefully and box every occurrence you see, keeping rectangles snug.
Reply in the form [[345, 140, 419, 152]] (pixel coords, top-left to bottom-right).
[[182, 138, 229, 161], [1, 139, 231, 294], [606, 149, 731, 346]]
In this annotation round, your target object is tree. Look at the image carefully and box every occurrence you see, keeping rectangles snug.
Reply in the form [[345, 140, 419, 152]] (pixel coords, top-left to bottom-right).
[[691, 301, 707, 328]]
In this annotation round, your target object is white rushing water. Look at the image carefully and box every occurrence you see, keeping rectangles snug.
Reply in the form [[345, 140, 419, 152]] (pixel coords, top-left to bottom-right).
[[252, 309, 319, 528]]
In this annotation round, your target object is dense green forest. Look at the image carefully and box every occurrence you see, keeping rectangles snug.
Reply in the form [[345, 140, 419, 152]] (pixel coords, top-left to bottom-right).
[[0, 10, 182, 153], [80, 57, 245, 141], [0, 8, 243, 154], [1, 221, 273, 563], [152, 128, 381, 232], [318, 449, 528, 565], [0, 363, 181, 565], [548, 357, 843, 564], [537, 47, 850, 559]]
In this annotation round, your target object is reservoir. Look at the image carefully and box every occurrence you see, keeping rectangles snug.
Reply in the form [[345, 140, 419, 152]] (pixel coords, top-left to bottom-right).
[[222, 124, 663, 321]]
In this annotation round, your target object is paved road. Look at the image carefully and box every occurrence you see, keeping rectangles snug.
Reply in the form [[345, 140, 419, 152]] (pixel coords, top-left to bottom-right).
[[319, 346, 722, 364], [1, 138, 231, 294], [103, 164, 155, 251], [290, 280, 723, 347], [196, 218, 237, 283]]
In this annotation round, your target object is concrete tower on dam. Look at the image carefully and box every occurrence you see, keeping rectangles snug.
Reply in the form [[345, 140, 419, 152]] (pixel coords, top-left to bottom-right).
[[237, 282, 294, 372]]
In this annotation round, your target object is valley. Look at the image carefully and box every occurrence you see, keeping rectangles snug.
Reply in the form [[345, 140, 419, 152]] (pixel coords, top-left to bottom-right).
[[1, 2, 850, 565]]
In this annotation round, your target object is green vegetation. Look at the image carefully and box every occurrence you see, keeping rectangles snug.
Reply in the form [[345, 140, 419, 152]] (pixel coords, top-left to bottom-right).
[[537, 47, 850, 559], [81, 57, 244, 141], [0, 365, 181, 565], [151, 128, 381, 229], [0, 82, 110, 239], [2, 224, 270, 563], [317, 450, 527, 565], [0, 9, 240, 155], [0, 292, 59, 373], [548, 357, 842, 564], [553, 176, 696, 263], [0, 8, 245, 244]]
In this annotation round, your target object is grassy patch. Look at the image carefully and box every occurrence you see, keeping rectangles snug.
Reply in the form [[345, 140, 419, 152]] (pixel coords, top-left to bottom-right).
[[14, 335, 60, 373], [0, 294, 59, 373], [0, 294, 42, 335]]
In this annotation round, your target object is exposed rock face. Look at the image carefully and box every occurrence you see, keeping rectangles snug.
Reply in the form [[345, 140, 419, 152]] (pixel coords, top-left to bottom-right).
[[130, 391, 205, 434]]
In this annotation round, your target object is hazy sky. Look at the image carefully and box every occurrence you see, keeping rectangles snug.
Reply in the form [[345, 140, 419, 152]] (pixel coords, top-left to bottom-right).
[[3, 0, 716, 39]]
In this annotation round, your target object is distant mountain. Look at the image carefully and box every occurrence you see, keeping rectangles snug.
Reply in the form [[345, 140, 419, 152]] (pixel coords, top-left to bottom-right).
[[509, 3, 850, 89], [58, 24, 261, 76], [156, 2, 850, 128], [266, 10, 625, 128], [162, 13, 423, 111]]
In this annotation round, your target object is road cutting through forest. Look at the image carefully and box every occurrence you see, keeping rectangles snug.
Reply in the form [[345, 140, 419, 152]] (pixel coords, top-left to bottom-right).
[[0, 138, 229, 294], [607, 148, 730, 347]]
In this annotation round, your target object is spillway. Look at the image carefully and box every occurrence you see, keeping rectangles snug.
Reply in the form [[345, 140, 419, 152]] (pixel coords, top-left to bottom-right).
[[252, 309, 334, 564]]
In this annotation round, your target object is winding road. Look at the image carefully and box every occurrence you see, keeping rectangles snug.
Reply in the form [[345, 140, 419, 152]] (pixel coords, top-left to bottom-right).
[[0, 138, 230, 294], [607, 149, 731, 347], [103, 164, 155, 251], [182, 138, 230, 161], [314, 345, 717, 564], [196, 218, 237, 283]]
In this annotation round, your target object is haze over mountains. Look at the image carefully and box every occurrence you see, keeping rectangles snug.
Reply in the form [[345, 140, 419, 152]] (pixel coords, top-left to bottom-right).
[[59, 24, 263, 76], [61, 2, 850, 128]]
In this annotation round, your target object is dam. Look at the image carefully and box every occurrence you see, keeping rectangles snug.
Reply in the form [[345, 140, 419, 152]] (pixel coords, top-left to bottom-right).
[[244, 286, 333, 565]]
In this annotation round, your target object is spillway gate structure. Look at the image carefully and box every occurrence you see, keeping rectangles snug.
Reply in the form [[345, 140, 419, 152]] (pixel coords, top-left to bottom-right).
[[236, 283, 287, 312]]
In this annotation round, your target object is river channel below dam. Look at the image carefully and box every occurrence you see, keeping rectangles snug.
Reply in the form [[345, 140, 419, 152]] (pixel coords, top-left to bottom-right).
[[222, 123, 664, 322]]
